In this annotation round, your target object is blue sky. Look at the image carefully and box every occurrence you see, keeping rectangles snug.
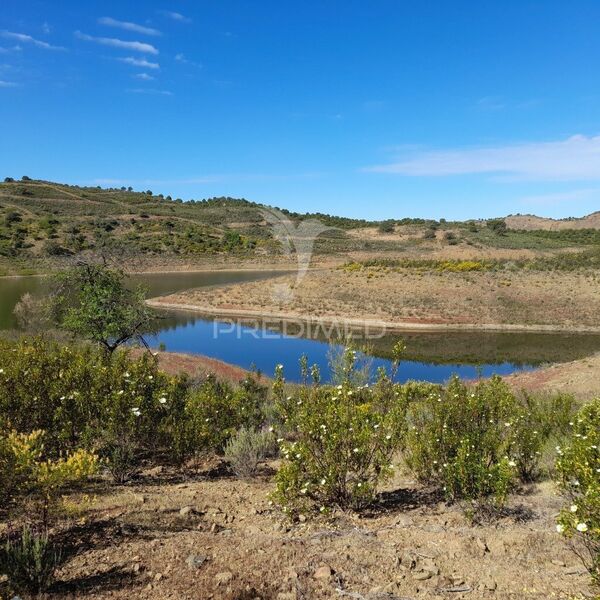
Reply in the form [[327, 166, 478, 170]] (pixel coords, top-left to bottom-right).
[[2, 1, 600, 220]]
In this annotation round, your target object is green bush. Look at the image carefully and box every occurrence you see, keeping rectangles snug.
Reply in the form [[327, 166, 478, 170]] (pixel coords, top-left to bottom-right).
[[272, 355, 407, 515], [0, 526, 61, 594], [173, 374, 267, 459], [0, 338, 187, 462], [512, 392, 575, 482], [556, 398, 600, 586], [224, 427, 277, 478], [404, 376, 519, 506]]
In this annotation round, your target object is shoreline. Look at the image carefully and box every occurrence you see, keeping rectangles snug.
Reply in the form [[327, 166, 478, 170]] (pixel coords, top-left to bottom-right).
[[147, 298, 600, 334]]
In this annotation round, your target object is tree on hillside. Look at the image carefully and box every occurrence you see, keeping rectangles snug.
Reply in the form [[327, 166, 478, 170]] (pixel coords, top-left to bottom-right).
[[377, 220, 395, 233], [49, 262, 156, 355], [487, 218, 507, 235]]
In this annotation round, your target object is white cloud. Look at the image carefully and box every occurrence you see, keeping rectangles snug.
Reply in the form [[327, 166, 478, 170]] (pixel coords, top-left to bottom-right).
[[0, 80, 17, 87], [1, 31, 64, 50], [159, 10, 192, 23], [134, 72, 154, 81], [98, 17, 161, 37], [118, 56, 160, 69], [75, 31, 158, 55], [128, 88, 173, 96], [365, 135, 600, 181]]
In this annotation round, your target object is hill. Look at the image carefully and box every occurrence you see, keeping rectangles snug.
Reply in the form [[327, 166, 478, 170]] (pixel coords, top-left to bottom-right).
[[1, 177, 599, 274], [506, 212, 600, 230]]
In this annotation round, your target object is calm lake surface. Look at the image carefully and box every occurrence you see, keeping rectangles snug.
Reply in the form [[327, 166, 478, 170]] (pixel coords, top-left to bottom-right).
[[2, 271, 600, 383]]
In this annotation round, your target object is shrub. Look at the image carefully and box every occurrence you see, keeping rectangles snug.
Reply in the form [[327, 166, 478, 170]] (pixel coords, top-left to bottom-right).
[[512, 392, 575, 482], [224, 427, 276, 478], [173, 374, 267, 459], [0, 526, 61, 594], [556, 398, 600, 586], [487, 218, 507, 235], [0, 338, 188, 481], [272, 354, 407, 515], [404, 376, 519, 506], [1, 429, 98, 523]]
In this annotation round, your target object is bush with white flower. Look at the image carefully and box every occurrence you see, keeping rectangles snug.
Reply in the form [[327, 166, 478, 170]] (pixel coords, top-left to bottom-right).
[[272, 352, 407, 515], [404, 376, 519, 506], [173, 373, 267, 460], [556, 397, 600, 586]]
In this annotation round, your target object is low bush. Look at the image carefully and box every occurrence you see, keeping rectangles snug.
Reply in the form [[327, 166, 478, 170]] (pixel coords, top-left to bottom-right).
[[224, 427, 276, 478], [512, 392, 575, 482], [0, 526, 61, 595], [0, 337, 188, 468], [556, 398, 600, 587], [272, 351, 407, 515], [404, 376, 519, 506], [0, 429, 98, 523], [173, 374, 267, 460]]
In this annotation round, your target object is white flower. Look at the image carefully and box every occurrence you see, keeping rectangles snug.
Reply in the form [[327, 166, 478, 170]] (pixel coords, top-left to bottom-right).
[[556, 524, 565, 533], [320, 478, 326, 485], [353, 448, 359, 453], [385, 435, 391, 440], [508, 460, 516, 467], [576, 523, 588, 533], [570, 505, 578, 513], [0, 368, 4, 374], [159, 397, 167, 404], [268, 427, 274, 432], [131, 408, 141, 417]]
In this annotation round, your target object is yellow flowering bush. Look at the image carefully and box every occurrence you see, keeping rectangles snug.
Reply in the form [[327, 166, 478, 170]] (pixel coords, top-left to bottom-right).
[[556, 398, 600, 586], [0, 429, 98, 523]]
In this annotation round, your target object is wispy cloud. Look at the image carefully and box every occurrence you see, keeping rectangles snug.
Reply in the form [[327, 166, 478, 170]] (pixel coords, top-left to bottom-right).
[[519, 188, 599, 206], [134, 73, 154, 81], [98, 17, 161, 37], [0, 80, 18, 88], [365, 135, 600, 181], [174, 53, 201, 68], [128, 88, 173, 96], [1, 31, 65, 50], [118, 56, 160, 69], [159, 10, 192, 23], [0, 45, 22, 53], [75, 31, 158, 55]]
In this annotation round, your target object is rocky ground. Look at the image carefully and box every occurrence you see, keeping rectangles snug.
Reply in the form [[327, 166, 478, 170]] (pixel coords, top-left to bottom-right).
[[18, 461, 594, 600]]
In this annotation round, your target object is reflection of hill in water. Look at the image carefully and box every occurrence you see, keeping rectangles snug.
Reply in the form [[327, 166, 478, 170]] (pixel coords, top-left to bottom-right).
[[151, 311, 600, 367]]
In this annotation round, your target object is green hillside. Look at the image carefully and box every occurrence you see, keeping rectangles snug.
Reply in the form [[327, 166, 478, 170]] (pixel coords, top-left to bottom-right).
[[1, 177, 599, 275]]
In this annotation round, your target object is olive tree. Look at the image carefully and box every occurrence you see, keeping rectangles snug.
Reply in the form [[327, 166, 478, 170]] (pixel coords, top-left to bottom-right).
[[49, 262, 156, 355]]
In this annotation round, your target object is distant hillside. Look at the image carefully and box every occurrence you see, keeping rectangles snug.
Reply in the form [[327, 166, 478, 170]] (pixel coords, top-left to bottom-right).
[[1, 177, 599, 274], [506, 212, 600, 230], [0, 179, 377, 266]]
